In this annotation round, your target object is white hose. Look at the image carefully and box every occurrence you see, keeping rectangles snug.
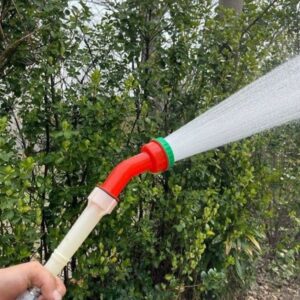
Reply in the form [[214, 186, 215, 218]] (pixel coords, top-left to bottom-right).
[[17, 187, 117, 300]]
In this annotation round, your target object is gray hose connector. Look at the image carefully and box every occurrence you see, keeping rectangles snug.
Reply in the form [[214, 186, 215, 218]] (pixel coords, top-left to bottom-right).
[[17, 287, 41, 300]]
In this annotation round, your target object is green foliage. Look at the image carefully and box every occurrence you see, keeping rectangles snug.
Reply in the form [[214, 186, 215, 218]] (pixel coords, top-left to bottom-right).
[[254, 124, 300, 282], [0, 0, 299, 299], [0, 117, 38, 265]]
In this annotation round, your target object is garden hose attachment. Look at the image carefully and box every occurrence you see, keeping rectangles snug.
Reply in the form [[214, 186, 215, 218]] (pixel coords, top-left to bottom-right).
[[17, 138, 174, 300]]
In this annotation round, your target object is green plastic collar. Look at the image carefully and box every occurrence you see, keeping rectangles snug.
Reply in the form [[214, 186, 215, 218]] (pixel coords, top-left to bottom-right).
[[154, 137, 175, 169]]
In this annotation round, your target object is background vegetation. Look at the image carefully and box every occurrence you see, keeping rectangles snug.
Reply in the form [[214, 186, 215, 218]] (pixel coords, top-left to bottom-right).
[[0, 0, 299, 299]]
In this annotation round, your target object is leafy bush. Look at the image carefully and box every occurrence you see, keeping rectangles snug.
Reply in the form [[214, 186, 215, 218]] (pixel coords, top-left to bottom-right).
[[0, 1, 299, 299]]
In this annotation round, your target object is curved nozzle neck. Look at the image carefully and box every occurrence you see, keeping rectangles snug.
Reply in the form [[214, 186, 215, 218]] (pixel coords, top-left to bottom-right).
[[100, 140, 171, 199]]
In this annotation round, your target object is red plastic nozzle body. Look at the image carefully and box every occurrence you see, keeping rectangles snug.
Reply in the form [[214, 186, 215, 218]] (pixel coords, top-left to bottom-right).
[[100, 140, 168, 199]]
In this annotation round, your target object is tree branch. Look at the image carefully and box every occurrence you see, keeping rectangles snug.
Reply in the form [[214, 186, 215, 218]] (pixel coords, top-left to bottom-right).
[[240, 0, 279, 42], [0, 31, 35, 73]]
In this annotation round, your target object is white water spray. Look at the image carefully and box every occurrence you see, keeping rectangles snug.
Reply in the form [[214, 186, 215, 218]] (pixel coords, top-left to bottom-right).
[[166, 55, 300, 162]]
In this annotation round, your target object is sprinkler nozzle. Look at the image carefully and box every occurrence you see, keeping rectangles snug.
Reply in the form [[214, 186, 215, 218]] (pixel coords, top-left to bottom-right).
[[100, 138, 174, 199]]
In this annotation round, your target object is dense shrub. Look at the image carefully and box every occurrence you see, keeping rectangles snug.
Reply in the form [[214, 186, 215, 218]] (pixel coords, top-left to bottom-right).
[[0, 0, 299, 299]]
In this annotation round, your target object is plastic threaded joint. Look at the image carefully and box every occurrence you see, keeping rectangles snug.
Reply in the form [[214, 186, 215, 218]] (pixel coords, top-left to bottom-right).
[[153, 137, 175, 169]]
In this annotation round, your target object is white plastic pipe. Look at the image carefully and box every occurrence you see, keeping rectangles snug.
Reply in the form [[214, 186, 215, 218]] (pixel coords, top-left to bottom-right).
[[45, 187, 117, 275], [18, 187, 117, 300]]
